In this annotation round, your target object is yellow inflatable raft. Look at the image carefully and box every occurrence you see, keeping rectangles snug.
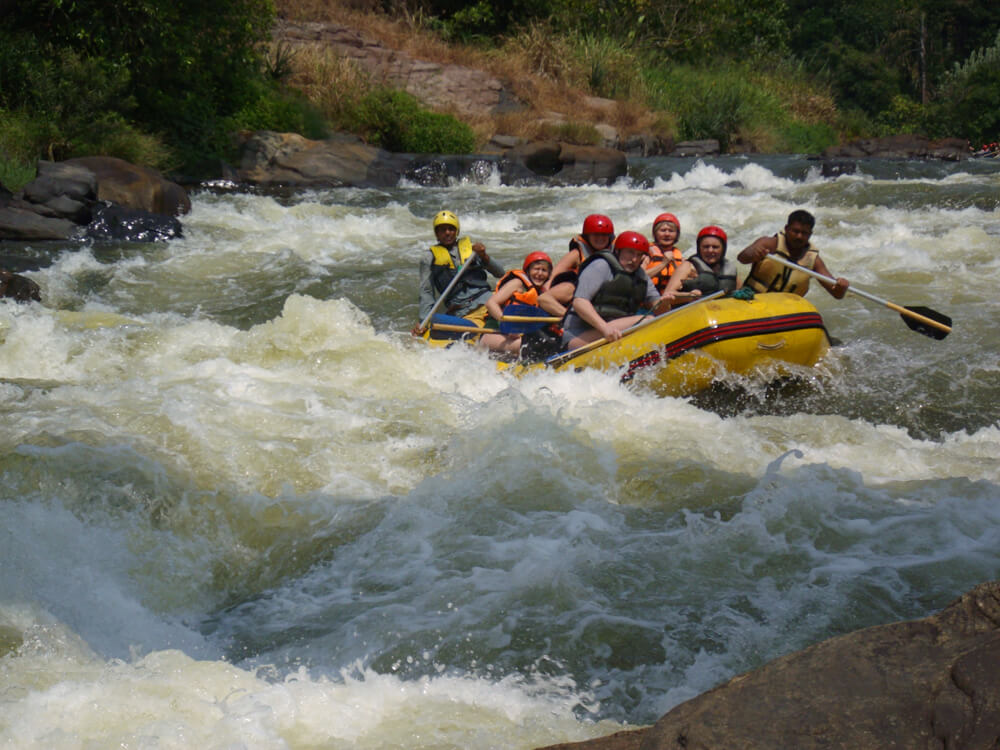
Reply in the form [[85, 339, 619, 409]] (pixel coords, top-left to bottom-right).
[[425, 292, 831, 397]]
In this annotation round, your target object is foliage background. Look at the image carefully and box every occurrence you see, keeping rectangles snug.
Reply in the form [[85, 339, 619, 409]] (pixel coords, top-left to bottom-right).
[[0, 0, 997, 186]]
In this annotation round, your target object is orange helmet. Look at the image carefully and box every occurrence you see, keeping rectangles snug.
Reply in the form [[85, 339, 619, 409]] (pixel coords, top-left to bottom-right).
[[522, 251, 553, 272], [582, 214, 614, 236], [612, 231, 650, 255]]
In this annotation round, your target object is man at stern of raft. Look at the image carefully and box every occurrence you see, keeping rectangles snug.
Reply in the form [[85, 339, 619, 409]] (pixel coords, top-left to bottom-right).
[[737, 209, 849, 299], [412, 209, 505, 335]]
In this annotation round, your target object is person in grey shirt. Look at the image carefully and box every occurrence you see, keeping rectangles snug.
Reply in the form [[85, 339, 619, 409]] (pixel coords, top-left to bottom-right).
[[413, 210, 505, 335], [562, 230, 671, 350]]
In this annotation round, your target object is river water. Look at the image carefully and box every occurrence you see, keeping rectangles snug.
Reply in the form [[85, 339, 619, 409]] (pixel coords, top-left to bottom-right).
[[1, 155, 999, 748]]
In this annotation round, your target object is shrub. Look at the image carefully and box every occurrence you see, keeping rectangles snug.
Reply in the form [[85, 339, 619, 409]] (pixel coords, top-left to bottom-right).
[[538, 121, 602, 146], [349, 89, 476, 153], [774, 121, 838, 154]]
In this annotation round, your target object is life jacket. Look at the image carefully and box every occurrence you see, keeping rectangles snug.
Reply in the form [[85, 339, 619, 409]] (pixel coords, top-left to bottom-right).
[[579, 251, 650, 320], [744, 232, 819, 295], [644, 245, 684, 293], [566, 235, 599, 269], [428, 236, 492, 309], [681, 254, 738, 294], [495, 269, 541, 307]]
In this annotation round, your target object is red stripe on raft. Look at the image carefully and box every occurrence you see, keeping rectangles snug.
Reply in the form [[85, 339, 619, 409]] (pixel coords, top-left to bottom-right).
[[621, 312, 827, 382]]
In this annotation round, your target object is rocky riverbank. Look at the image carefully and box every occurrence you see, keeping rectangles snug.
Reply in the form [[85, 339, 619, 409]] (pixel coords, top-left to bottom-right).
[[540, 580, 1000, 750]]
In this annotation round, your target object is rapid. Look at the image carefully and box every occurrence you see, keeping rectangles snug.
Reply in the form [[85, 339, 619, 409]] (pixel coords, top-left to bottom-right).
[[1, 155, 999, 749]]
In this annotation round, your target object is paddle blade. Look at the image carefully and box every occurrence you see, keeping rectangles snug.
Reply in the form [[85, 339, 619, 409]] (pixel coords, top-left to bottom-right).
[[902, 306, 951, 340], [429, 313, 480, 341], [499, 303, 555, 335]]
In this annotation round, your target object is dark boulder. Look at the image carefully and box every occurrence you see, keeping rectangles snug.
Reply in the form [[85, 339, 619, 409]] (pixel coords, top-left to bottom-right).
[[668, 140, 721, 158], [822, 134, 969, 161], [538, 580, 1000, 750], [86, 202, 184, 242], [63, 156, 190, 216], [237, 130, 627, 188], [500, 141, 627, 186], [0, 270, 41, 303], [0, 204, 81, 241]]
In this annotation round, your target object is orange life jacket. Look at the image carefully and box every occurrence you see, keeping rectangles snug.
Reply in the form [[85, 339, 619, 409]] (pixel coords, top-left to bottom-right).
[[495, 269, 541, 307], [644, 245, 684, 293]]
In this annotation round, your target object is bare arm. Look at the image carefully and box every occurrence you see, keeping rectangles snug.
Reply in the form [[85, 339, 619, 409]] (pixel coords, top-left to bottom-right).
[[485, 278, 521, 321], [737, 235, 777, 265], [537, 284, 569, 317], [812, 256, 849, 299], [662, 261, 696, 298], [551, 248, 581, 278], [571, 297, 620, 341]]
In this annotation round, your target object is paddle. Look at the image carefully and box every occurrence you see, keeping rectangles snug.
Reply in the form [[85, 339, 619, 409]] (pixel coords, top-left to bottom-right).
[[499, 303, 562, 334], [546, 290, 726, 367], [431, 322, 491, 335], [768, 255, 951, 339], [416, 255, 478, 334]]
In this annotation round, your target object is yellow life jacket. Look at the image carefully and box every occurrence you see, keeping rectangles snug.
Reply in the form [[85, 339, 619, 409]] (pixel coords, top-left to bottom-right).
[[745, 232, 819, 295], [429, 236, 474, 271]]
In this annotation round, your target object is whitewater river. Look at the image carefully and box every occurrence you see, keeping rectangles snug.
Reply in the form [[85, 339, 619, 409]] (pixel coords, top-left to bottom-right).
[[1, 155, 999, 748]]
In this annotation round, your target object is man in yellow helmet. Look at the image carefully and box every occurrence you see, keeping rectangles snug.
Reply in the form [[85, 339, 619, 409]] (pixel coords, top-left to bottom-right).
[[413, 210, 505, 335]]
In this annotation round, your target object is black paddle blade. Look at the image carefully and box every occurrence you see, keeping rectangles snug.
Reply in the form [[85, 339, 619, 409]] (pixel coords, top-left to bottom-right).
[[902, 306, 952, 340]]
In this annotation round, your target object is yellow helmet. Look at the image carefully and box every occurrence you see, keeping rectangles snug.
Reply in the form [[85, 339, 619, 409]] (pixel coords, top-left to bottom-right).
[[433, 210, 459, 232]]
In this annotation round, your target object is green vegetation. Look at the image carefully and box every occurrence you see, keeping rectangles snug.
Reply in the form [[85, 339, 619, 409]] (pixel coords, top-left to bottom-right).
[[1, 0, 997, 184]]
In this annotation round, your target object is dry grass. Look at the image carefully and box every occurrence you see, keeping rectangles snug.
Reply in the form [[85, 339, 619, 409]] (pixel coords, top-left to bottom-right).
[[271, 0, 667, 144]]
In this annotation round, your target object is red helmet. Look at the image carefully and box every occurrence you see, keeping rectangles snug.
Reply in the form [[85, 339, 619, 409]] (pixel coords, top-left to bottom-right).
[[652, 213, 680, 235], [612, 230, 650, 255], [697, 225, 728, 252], [522, 251, 553, 272], [582, 214, 614, 236]]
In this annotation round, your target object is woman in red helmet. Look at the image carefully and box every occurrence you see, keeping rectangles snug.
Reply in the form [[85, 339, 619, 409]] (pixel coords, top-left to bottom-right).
[[643, 213, 685, 293], [664, 225, 741, 302], [479, 251, 560, 357], [561, 230, 671, 350], [539, 214, 616, 314]]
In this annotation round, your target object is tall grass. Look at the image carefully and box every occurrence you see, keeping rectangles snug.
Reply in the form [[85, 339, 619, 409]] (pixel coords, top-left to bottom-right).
[[643, 62, 839, 153]]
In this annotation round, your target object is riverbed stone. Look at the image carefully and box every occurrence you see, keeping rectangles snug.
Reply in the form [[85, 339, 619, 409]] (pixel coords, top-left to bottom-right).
[[537, 580, 1000, 750], [0, 205, 81, 241], [63, 156, 191, 216], [822, 134, 969, 161]]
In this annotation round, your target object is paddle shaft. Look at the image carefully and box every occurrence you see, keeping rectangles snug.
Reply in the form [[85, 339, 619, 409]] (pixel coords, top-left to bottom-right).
[[431, 323, 490, 335], [768, 255, 952, 335], [546, 290, 725, 367], [501, 315, 563, 323], [418, 255, 477, 332]]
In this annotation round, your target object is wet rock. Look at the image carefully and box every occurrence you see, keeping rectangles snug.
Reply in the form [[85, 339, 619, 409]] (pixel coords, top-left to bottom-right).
[[238, 130, 626, 187], [1, 158, 189, 243], [86, 202, 184, 242], [0, 270, 42, 302], [623, 134, 673, 157], [0, 204, 81, 241], [237, 130, 410, 188], [537, 580, 1000, 750], [501, 140, 627, 186], [820, 160, 858, 177], [669, 139, 721, 157], [822, 134, 969, 161], [63, 156, 191, 216]]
